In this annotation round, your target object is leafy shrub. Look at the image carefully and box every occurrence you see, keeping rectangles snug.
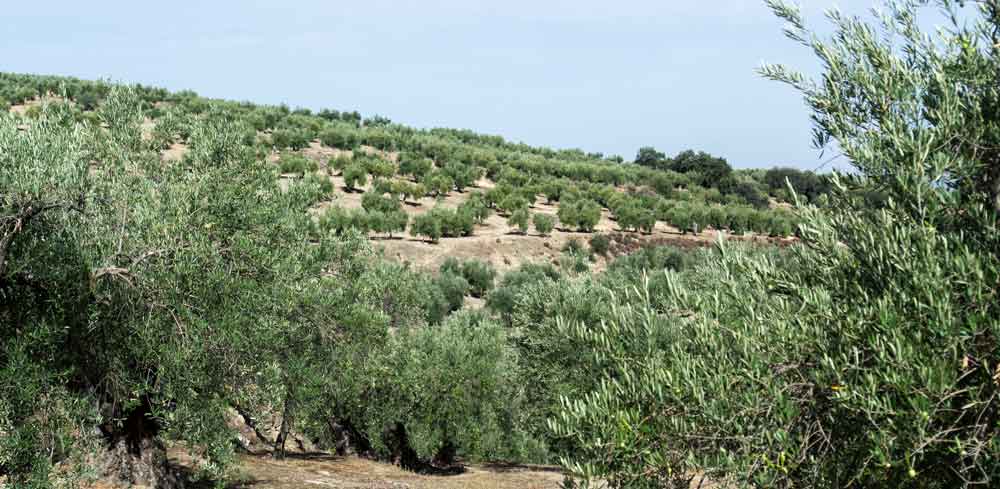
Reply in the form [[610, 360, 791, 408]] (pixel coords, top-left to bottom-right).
[[278, 153, 318, 175], [410, 212, 443, 243], [362, 127, 395, 150], [318, 206, 371, 235], [328, 154, 352, 174], [562, 237, 585, 255], [433, 270, 471, 313], [441, 161, 482, 192], [459, 193, 492, 224], [508, 208, 530, 234], [588, 234, 611, 256], [0, 88, 348, 482], [372, 316, 529, 463], [398, 152, 434, 179], [461, 260, 496, 298], [271, 127, 311, 150], [440, 258, 496, 298], [366, 158, 397, 180], [532, 213, 555, 236], [557, 199, 601, 232], [301, 172, 335, 200], [343, 164, 368, 190], [362, 191, 402, 214], [423, 172, 454, 197], [319, 126, 359, 149], [607, 245, 691, 274], [368, 209, 409, 237], [497, 194, 530, 216], [485, 263, 561, 320], [551, 3, 1000, 487]]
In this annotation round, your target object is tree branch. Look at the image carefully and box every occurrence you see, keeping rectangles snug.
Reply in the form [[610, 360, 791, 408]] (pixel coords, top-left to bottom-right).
[[0, 200, 83, 277]]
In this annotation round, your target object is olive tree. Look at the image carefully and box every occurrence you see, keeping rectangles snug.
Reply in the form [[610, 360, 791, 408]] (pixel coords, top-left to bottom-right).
[[550, 2, 1000, 487], [533, 213, 555, 236], [0, 88, 341, 485], [508, 207, 530, 234]]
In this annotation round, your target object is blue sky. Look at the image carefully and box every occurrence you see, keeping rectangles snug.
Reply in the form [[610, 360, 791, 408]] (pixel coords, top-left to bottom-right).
[[2, 1, 903, 169]]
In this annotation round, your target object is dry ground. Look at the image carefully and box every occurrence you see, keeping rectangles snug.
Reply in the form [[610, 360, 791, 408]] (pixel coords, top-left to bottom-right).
[[174, 451, 566, 489], [288, 141, 786, 274]]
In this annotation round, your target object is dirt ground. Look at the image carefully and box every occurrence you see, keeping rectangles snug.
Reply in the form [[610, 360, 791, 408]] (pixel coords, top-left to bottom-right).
[[274, 142, 712, 273], [167, 450, 566, 489], [293, 144, 784, 274]]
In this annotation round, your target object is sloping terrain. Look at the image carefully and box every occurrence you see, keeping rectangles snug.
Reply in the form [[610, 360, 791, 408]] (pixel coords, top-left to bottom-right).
[[275, 141, 791, 274]]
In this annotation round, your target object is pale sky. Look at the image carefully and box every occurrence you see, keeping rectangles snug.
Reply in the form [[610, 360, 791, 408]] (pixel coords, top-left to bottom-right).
[[1, 1, 941, 169]]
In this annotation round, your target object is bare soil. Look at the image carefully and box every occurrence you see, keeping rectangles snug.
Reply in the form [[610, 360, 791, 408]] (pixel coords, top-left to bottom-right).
[[279, 143, 792, 273], [172, 451, 566, 489], [7, 95, 63, 115], [160, 142, 189, 162]]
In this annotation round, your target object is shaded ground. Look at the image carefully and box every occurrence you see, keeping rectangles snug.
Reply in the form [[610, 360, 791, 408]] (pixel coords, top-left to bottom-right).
[[173, 451, 566, 489]]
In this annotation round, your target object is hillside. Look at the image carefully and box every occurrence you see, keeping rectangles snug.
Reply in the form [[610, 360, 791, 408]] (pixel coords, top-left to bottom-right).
[[1, 72, 814, 275], [4, 3, 1000, 487]]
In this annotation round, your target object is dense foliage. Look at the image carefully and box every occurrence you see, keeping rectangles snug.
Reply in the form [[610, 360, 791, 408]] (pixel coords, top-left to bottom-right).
[[6, 2, 996, 487], [540, 2, 1000, 487]]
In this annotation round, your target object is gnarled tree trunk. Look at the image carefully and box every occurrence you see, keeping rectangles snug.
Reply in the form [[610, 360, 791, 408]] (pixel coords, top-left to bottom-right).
[[95, 397, 181, 488]]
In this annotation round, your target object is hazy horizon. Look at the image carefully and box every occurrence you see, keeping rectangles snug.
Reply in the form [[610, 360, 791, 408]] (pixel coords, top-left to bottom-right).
[[3, 1, 918, 170]]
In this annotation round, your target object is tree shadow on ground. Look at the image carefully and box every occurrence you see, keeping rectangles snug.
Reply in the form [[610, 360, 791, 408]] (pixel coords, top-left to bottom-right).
[[479, 462, 565, 474]]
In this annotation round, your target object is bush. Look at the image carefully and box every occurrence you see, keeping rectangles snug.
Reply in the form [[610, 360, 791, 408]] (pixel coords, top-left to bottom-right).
[[399, 152, 434, 179], [271, 127, 311, 150], [439, 256, 463, 277], [443, 209, 475, 237], [607, 245, 691, 274], [410, 207, 474, 242], [557, 199, 601, 232], [366, 158, 397, 180], [459, 193, 492, 224], [328, 154, 352, 174], [410, 212, 443, 243], [319, 126, 359, 149], [485, 263, 561, 319], [532, 213, 555, 236], [343, 164, 368, 190], [588, 234, 611, 256], [368, 209, 408, 237], [461, 260, 496, 298], [497, 194, 530, 216], [362, 191, 402, 214], [508, 208, 530, 234], [374, 316, 528, 463], [302, 172, 334, 200], [0, 88, 350, 482], [441, 161, 481, 192], [433, 271, 471, 313], [278, 153, 318, 175], [440, 258, 496, 298], [318, 206, 371, 235], [423, 172, 454, 197]]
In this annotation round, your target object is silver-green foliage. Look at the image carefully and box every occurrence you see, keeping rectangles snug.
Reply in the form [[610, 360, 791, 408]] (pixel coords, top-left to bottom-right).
[[547, 1, 1000, 487], [0, 88, 340, 483]]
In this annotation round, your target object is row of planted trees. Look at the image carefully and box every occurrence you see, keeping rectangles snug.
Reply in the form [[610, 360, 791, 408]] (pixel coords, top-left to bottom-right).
[[1, 69, 831, 211], [0, 86, 801, 489], [305, 147, 799, 241], [8, 3, 996, 488], [297, 3, 1000, 488]]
